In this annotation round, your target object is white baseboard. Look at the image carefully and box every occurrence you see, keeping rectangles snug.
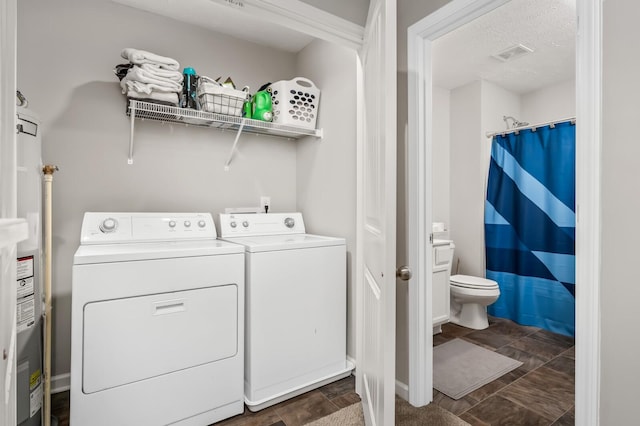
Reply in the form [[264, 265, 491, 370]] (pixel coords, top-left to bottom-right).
[[395, 379, 409, 400], [51, 373, 70, 393], [347, 355, 356, 375]]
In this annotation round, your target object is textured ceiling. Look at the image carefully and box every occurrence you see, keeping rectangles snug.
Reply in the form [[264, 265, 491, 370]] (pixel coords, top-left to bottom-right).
[[432, 0, 576, 94]]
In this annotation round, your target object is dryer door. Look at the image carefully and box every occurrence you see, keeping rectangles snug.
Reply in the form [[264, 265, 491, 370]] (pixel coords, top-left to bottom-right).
[[82, 284, 238, 393]]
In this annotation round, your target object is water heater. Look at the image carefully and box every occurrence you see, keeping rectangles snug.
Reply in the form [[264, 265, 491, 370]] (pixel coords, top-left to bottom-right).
[[16, 106, 43, 426]]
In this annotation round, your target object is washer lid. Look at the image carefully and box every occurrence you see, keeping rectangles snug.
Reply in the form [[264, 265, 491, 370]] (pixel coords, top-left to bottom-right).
[[450, 274, 499, 289], [220, 233, 345, 252], [73, 239, 244, 265]]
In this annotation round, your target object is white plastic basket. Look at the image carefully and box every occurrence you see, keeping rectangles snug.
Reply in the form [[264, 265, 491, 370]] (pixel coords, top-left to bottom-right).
[[197, 77, 248, 116], [269, 77, 320, 129]]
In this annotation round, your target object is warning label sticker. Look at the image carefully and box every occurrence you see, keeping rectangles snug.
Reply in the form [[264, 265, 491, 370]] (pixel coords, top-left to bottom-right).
[[17, 277, 34, 299], [30, 381, 42, 417], [17, 256, 34, 281], [30, 369, 41, 391], [17, 295, 35, 333]]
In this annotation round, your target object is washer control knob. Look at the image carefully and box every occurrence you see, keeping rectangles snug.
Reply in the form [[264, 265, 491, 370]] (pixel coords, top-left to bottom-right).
[[198, 220, 206, 228], [242, 221, 249, 228], [184, 220, 191, 228], [284, 217, 295, 228], [230, 221, 237, 228], [99, 218, 118, 233], [168, 220, 176, 228]]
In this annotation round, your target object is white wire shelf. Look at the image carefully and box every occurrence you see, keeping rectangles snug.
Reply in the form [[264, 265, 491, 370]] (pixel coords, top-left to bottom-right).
[[126, 99, 323, 167]]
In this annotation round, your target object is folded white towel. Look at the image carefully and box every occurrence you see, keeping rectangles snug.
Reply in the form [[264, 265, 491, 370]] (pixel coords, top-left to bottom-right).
[[127, 90, 179, 106], [121, 79, 181, 95], [121, 48, 180, 71], [121, 66, 183, 93], [139, 63, 183, 82]]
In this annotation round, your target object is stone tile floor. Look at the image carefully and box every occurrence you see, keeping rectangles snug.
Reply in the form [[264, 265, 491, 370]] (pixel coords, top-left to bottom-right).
[[51, 316, 574, 425], [434, 316, 575, 426]]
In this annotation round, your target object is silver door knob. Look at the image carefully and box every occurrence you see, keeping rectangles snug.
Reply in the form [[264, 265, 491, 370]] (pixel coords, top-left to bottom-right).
[[396, 266, 412, 281]]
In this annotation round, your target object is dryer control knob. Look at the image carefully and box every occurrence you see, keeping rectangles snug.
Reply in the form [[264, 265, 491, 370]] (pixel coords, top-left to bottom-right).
[[284, 217, 295, 228], [169, 220, 177, 228], [99, 218, 118, 233], [230, 221, 237, 228], [242, 221, 249, 228], [198, 220, 206, 228], [184, 220, 191, 228]]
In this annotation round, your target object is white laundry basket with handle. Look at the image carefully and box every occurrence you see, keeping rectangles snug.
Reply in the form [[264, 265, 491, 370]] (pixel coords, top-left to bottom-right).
[[269, 77, 320, 129]]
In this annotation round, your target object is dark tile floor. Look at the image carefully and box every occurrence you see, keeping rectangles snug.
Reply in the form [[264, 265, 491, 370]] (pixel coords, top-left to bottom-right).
[[434, 316, 575, 426], [51, 316, 574, 426]]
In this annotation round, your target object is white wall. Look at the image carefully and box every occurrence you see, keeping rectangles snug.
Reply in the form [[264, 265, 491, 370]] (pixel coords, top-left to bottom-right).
[[432, 86, 451, 227], [17, 0, 301, 378], [295, 39, 358, 357], [299, 0, 369, 26], [601, 0, 640, 422], [521, 79, 575, 124], [449, 81, 484, 276]]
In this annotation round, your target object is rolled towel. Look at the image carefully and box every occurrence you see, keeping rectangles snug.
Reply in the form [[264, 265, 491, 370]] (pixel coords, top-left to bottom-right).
[[127, 90, 179, 106], [121, 48, 180, 71], [121, 66, 183, 92]]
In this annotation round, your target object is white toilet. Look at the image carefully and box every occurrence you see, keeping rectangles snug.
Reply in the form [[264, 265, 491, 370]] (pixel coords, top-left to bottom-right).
[[445, 241, 500, 330], [449, 274, 500, 330]]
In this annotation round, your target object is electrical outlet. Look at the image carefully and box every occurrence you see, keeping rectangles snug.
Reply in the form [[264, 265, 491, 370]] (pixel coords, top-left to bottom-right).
[[260, 196, 271, 212]]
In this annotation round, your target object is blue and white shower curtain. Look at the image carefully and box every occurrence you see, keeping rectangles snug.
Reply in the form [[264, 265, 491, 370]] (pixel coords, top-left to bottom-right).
[[485, 121, 575, 337]]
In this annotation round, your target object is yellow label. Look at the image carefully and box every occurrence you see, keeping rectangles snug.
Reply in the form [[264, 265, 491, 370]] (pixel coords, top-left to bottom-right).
[[29, 369, 41, 391]]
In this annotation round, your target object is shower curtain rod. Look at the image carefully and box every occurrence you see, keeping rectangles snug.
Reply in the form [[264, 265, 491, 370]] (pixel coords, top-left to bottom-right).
[[486, 116, 576, 138]]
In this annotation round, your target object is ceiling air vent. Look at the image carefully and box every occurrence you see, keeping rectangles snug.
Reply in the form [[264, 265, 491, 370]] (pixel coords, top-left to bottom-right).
[[491, 44, 534, 62]]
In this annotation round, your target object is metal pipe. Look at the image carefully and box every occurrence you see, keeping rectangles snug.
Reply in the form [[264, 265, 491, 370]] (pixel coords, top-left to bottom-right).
[[42, 164, 58, 426], [486, 116, 576, 138]]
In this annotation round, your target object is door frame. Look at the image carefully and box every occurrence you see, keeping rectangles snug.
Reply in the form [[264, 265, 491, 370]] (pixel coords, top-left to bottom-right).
[[407, 0, 601, 424]]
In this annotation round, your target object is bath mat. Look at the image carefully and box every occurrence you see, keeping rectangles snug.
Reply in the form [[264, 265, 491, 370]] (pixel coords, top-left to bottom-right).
[[305, 398, 470, 426], [433, 338, 522, 400]]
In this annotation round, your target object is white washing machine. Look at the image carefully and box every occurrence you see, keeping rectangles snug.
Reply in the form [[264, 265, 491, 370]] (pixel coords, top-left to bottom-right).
[[218, 212, 354, 412], [71, 212, 245, 426]]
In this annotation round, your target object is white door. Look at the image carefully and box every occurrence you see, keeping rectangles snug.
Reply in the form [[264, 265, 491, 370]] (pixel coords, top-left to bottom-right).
[[357, 0, 397, 425]]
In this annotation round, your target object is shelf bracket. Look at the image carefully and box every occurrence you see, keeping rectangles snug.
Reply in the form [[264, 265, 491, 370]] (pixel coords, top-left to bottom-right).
[[224, 120, 246, 171], [128, 102, 136, 164]]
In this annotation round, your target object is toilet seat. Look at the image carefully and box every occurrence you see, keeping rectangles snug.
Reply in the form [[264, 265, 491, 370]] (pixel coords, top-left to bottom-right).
[[450, 274, 499, 290]]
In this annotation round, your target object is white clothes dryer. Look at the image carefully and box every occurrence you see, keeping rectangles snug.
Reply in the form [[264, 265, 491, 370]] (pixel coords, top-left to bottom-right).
[[71, 212, 244, 426], [218, 212, 354, 412]]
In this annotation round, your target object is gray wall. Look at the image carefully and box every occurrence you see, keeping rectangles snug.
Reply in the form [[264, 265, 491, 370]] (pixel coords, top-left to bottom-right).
[[18, 0, 301, 378], [295, 40, 358, 358], [601, 0, 640, 422]]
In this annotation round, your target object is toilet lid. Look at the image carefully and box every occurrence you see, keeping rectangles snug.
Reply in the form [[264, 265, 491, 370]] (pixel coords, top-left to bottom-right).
[[450, 274, 499, 290]]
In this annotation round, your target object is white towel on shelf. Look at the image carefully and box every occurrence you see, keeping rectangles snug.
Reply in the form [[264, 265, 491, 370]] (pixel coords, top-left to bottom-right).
[[127, 90, 179, 106], [121, 48, 180, 71], [121, 66, 183, 93], [121, 79, 181, 95], [139, 63, 183, 82]]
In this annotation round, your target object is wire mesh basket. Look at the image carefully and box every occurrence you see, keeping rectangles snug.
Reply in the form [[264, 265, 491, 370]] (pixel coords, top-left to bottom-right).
[[197, 77, 248, 116]]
